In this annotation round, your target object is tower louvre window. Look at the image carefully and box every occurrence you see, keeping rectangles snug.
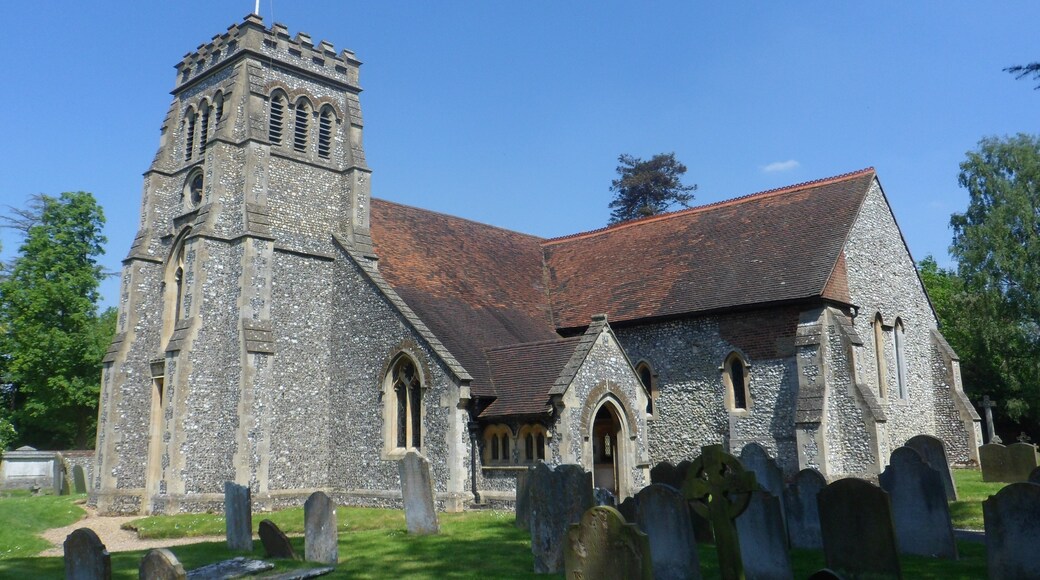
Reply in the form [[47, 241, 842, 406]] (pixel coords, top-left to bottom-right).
[[213, 92, 224, 126], [294, 99, 311, 153], [269, 93, 286, 146], [184, 108, 196, 162], [318, 107, 334, 159], [198, 102, 210, 155]]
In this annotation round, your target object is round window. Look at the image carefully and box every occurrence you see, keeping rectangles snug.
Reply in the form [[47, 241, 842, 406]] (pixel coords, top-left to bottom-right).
[[184, 172, 204, 207]]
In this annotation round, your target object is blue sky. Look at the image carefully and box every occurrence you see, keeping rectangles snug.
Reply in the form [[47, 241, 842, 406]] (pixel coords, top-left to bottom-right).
[[1, 2, 1037, 309]]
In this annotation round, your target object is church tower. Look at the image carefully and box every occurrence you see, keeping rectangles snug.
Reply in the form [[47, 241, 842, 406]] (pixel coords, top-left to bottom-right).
[[94, 15, 373, 513]]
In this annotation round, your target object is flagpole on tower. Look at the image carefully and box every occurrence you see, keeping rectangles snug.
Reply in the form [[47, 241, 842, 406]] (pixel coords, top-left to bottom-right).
[[254, 0, 260, 16]]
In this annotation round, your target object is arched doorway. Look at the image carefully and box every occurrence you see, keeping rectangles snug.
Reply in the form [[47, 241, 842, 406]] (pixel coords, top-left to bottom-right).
[[592, 403, 622, 497]]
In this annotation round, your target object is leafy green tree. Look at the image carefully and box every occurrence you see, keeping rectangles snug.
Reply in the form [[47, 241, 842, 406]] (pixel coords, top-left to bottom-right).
[[0, 192, 113, 448], [1005, 62, 1040, 89], [950, 134, 1040, 426], [608, 152, 697, 225]]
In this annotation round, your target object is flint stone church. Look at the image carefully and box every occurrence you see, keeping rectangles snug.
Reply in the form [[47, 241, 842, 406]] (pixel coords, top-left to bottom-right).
[[91, 15, 982, 514]]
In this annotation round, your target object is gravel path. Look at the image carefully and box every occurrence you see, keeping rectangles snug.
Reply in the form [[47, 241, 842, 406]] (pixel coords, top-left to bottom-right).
[[39, 505, 224, 557]]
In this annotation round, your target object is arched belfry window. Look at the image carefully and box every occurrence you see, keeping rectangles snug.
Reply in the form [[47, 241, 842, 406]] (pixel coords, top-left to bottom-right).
[[183, 106, 197, 162], [317, 106, 335, 159], [198, 100, 211, 155], [293, 98, 311, 153], [269, 91, 286, 146], [635, 361, 657, 417], [213, 91, 225, 127], [894, 318, 908, 399], [388, 356, 422, 450], [873, 313, 888, 398], [722, 352, 751, 411]]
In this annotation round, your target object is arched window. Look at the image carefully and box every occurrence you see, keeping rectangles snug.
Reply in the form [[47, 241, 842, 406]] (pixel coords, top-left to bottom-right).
[[894, 318, 908, 399], [483, 424, 513, 464], [198, 100, 210, 155], [213, 91, 225, 126], [388, 356, 422, 450], [873, 313, 888, 398], [269, 92, 286, 146], [635, 361, 657, 417], [293, 98, 311, 153], [161, 230, 191, 348], [183, 106, 197, 162], [518, 424, 548, 463], [317, 106, 335, 159], [722, 352, 751, 411]]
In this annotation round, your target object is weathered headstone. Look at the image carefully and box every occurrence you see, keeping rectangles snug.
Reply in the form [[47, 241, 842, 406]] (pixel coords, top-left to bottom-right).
[[981, 442, 1038, 483], [64, 527, 111, 580], [593, 487, 616, 507], [983, 482, 1040, 580], [682, 444, 757, 580], [259, 519, 298, 560], [528, 462, 593, 574], [139, 548, 186, 580], [72, 464, 88, 495], [304, 491, 338, 565], [879, 446, 958, 559], [806, 570, 843, 580], [651, 459, 713, 544], [1008, 442, 1039, 480], [398, 451, 440, 535], [905, 434, 957, 500], [783, 468, 825, 550], [630, 484, 701, 580], [184, 557, 273, 578], [564, 506, 653, 580], [224, 481, 253, 552], [514, 467, 531, 530], [817, 478, 901, 580], [739, 442, 787, 531], [735, 491, 793, 580], [1028, 465, 1040, 485]]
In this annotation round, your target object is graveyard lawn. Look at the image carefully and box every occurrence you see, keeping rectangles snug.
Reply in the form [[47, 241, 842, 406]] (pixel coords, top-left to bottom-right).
[[950, 468, 1006, 529], [0, 492, 85, 559]]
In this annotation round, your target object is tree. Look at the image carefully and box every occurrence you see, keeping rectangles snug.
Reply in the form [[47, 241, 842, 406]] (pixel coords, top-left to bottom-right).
[[950, 134, 1040, 427], [0, 192, 113, 448], [1005, 62, 1040, 89], [607, 152, 697, 225]]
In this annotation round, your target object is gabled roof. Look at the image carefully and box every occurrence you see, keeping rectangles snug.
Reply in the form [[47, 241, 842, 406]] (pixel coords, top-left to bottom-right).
[[480, 337, 582, 418], [542, 168, 874, 329]]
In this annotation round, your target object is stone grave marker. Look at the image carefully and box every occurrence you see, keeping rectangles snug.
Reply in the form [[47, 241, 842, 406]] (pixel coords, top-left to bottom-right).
[[139, 548, 186, 580], [259, 519, 298, 560], [564, 506, 653, 580], [652, 459, 713, 544], [184, 557, 273, 577], [64, 527, 111, 580], [783, 468, 825, 550], [905, 434, 957, 500], [983, 481, 1040, 579], [529, 462, 593, 574], [818, 478, 901, 580], [735, 491, 793, 580], [682, 444, 757, 580], [631, 484, 701, 580], [979, 395, 1001, 443], [739, 442, 787, 531], [806, 570, 843, 580], [593, 487, 616, 506], [879, 446, 957, 559], [224, 481, 253, 552], [304, 491, 338, 565], [981, 442, 1038, 482], [398, 451, 440, 535], [514, 467, 531, 530], [1028, 465, 1040, 484], [1007, 442, 1038, 480], [72, 464, 88, 494]]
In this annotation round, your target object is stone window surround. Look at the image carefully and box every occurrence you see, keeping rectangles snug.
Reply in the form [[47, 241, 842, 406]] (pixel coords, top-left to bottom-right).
[[634, 360, 658, 419], [517, 423, 548, 464], [180, 90, 226, 165], [160, 228, 192, 349], [721, 351, 752, 413], [482, 424, 512, 465], [265, 84, 344, 162], [873, 312, 888, 399], [893, 317, 908, 399], [379, 349, 431, 461]]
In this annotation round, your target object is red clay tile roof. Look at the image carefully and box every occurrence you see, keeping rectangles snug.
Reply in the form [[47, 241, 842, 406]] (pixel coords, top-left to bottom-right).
[[542, 169, 875, 329], [480, 337, 582, 418]]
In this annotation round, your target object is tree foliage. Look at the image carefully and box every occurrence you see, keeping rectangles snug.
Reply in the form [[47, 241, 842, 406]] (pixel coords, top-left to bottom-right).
[[1005, 62, 1040, 89], [949, 134, 1040, 425], [0, 192, 114, 448], [608, 152, 696, 225]]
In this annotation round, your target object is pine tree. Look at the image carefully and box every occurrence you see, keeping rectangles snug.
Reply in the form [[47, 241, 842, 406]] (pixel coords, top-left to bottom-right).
[[607, 152, 696, 225]]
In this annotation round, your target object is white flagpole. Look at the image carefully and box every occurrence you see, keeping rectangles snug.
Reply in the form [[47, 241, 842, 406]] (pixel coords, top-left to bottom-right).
[[254, 0, 260, 15]]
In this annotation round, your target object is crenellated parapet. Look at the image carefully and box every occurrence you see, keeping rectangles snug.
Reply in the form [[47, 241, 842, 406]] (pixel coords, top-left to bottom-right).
[[173, 14, 362, 94]]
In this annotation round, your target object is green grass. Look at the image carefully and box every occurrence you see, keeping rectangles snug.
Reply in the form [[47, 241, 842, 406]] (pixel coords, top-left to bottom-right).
[[0, 493, 86, 559], [950, 468, 1006, 529], [125, 504, 408, 539]]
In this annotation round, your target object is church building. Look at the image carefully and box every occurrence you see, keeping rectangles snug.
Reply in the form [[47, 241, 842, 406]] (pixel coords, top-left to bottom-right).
[[92, 15, 981, 514]]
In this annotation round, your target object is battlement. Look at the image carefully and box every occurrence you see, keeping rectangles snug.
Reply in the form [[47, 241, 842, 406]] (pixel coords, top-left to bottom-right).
[[174, 14, 361, 93]]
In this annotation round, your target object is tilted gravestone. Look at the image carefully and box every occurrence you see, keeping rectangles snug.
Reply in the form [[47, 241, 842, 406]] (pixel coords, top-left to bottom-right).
[[259, 519, 298, 560], [630, 484, 701, 580], [651, 459, 713, 544], [783, 468, 825, 550], [879, 446, 958, 559], [138, 548, 186, 580], [514, 467, 532, 530], [735, 491, 793, 580], [739, 443, 787, 534], [304, 491, 338, 564], [984, 482, 1040, 580], [905, 434, 957, 500], [528, 462, 593, 574], [564, 506, 653, 580], [64, 527, 111, 580], [818, 478, 901, 580], [224, 481, 253, 552], [398, 451, 440, 535], [72, 464, 88, 495]]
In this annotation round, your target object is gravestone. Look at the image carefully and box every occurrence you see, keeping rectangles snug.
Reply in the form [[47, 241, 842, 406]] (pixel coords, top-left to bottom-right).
[[184, 557, 273, 577], [651, 459, 713, 544], [1007, 442, 1038, 480], [72, 464, 88, 494], [139, 548, 186, 580], [783, 468, 825, 550], [617, 494, 638, 523], [981, 443, 1038, 482], [818, 478, 901, 580], [1028, 465, 1040, 484], [528, 462, 593, 574], [739, 443, 787, 532], [806, 570, 843, 580], [631, 484, 701, 580], [514, 467, 531, 530], [64, 527, 111, 580], [398, 451, 440, 534], [983, 482, 1040, 580], [593, 487, 616, 507], [259, 519, 298, 560], [224, 481, 253, 552], [879, 447, 957, 559], [564, 506, 653, 580], [905, 434, 957, 500], [735, 491, 793, 580], [304, 491, 338, 564], [979, 395, 1001, 443]]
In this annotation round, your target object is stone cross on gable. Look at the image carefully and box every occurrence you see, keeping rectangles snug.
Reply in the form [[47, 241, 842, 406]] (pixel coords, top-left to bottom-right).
[[981, 395, 1001, 444]]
